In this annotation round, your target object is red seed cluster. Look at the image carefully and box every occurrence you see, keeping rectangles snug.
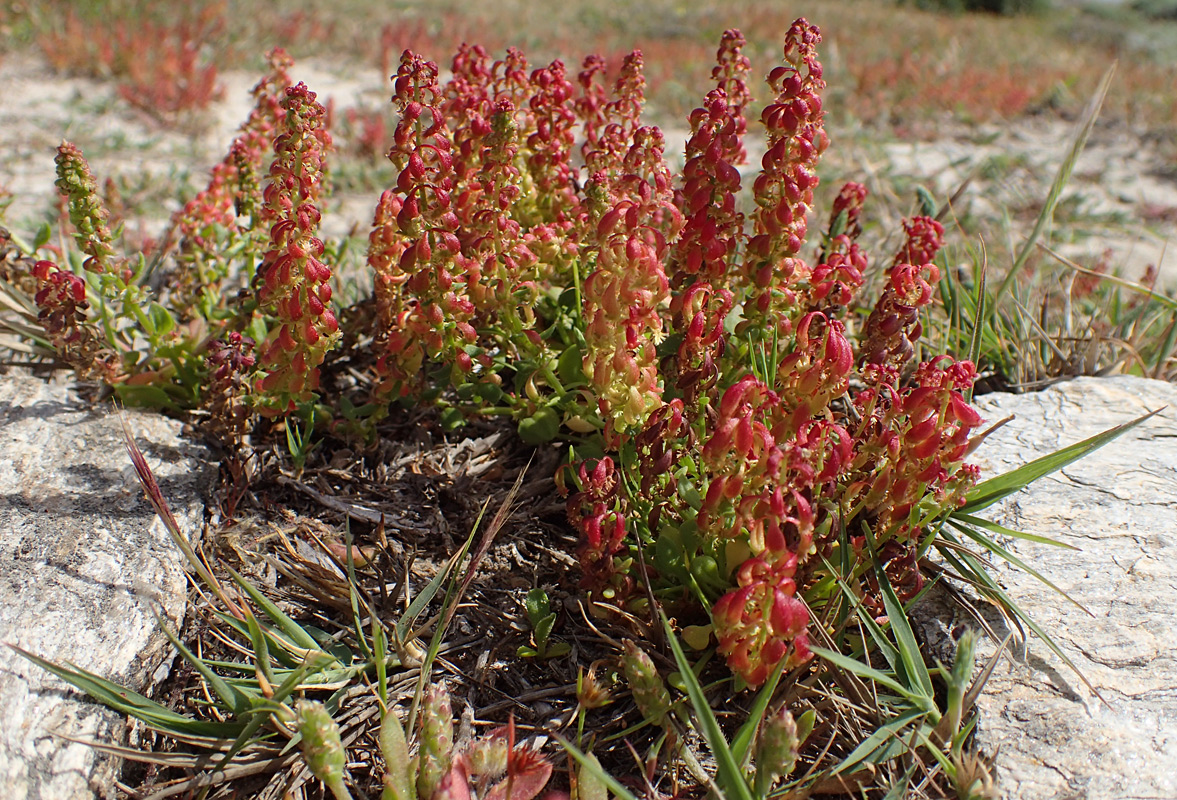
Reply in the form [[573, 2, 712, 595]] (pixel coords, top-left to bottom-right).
[[204, 331, 257, 445], [843, 357, 983, 605], [369, 51, 475, 396], [583, 52, 646, 178], [564, 457, 631, 594], [860, 216, 945, 367], [175, 49, 293, 253]]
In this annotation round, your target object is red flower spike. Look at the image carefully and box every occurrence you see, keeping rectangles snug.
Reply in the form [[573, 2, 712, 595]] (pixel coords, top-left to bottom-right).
[[253, 81, 339, 414], [29, 258, 113, 380], [743, 19, 829, 325]]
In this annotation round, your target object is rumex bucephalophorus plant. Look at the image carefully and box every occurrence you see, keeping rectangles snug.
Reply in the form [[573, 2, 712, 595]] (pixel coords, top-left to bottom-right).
[[15, 21, 985, 688]]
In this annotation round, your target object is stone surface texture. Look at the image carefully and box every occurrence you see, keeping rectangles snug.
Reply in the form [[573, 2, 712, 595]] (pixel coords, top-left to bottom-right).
[[0, 373, 209, 800], [953, 376, 1177, 800]]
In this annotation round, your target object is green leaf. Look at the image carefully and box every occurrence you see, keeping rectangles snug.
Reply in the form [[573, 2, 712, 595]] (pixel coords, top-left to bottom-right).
[[518, 406, 560, 445], [959, 408, 1160, 514], [916, 185, 938, 217], [243, 608, 277, 691], [525, 588, 550, 627], [965, 248, 988, 403], [534, 614, 556, 646], [660, 613, 755, 800], [393, 555, 453, 645], [33, 222, 52, 250], [213, 652, 330, 773]]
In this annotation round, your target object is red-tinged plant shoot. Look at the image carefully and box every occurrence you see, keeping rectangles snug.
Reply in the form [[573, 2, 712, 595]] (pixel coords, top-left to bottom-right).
[[844, 357, 982, 606], [370, 51, 474, 399], [860, 216, 946, 368], [564, 457, 632, 595], [53, 142, 156, 369], [55, 142, 118, 277], [581, 125, 682, 434], [417, 683, 455, 800], [584, 51, 646, 178], [621, 640, 671, 728], [9, 20, 995, 699], [295, 700, 353, 800], [253, 82, 339, 414], [203, 331, 256, 446]]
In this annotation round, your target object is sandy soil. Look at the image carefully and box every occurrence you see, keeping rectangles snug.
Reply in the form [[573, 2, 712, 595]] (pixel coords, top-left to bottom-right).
[[2, 51, 1175, 288]]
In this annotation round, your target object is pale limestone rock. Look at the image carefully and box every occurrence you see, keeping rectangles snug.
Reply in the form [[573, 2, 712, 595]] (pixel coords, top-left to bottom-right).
[[0, 373, 210, 800], [945, 376, 1177, 800]]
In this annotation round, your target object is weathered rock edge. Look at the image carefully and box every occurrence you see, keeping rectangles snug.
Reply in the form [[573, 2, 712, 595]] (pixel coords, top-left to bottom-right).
[[0, 373, 211, 800], [914, 375, 1177, 800]]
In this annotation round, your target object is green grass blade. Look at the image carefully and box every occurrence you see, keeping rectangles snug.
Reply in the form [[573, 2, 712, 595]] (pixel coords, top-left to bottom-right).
[[948, 520, 1090, 615], [994, 63, 1115, 302], [1152, 316, 1177, 378], [213, 653, 326, 773], [824, 558, 900, 672], [871, 552, 935, 704], [211, 612, 299, 669], [555, 736, 640, 800], [243, 608, 278, 691], [393, 499, 489, 647], [958, 408, 1160, 514], [10, 645, 243, 738], [810, 646, 936, 716], [950, 512, 1078, 549], [933, 535, 1105, 704], [965, 247, 988, 403], [155, 610, 250, 716], [407, 500, 487, 730], [226, 565, 327, 657], [343, 529, 373, 662], [660, 613, 755, 800], [826, 708, 928, 778], [373, 618, 389, 708], [730, 658, 788, 767]]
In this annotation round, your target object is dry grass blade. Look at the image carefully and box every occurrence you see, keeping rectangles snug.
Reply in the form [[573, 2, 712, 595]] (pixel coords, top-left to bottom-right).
[[1039, 244, 1177, 310], [445, 456, 532, 632], [121, 416, 242, 616]]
